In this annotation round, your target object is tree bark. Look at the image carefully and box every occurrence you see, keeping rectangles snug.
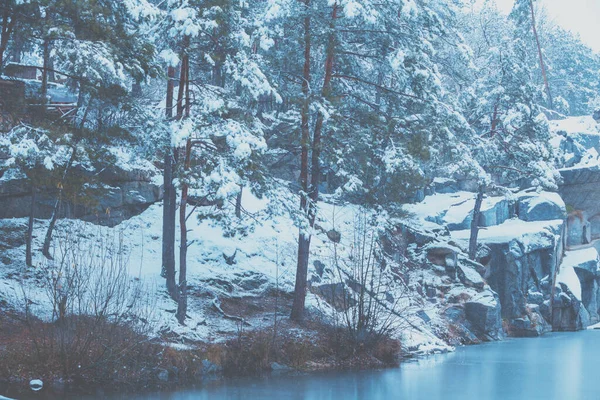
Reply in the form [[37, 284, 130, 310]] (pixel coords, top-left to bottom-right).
[[162, 65, 177, 299], [235, 186, 243, 219], [48, 47, 56, 83], [291, 2, 338, 322], [41, 37, 50, 115], [528, 0, 552, 110], [175, 47, 190, 324], [308, 3, 337, 227], [26, 188, 36, 267], [42, 145, 77, 259], [176, 38, 189, 119], [0, 8, 16, 73], [290, 0, 313, 322], [468, 185, 485, 261], [176, 138, 191, 325]]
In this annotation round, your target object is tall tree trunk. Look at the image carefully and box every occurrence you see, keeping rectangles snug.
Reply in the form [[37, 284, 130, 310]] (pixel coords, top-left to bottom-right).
[[291, 2, 338, 321], [176, 138, 191, 324], [468, 185, 485, 261], [26, 188, 36, 267], [41, 37, 50, 115], [290, 0, 313, 322], [528, 0, 552, 110], [176, 47, 190, 324], [176, 38, 189, 119], [308, 3, 337, 227], [162, 65, 177, 299], [42, 145, 77, 259], [0, 9, 16, 73]]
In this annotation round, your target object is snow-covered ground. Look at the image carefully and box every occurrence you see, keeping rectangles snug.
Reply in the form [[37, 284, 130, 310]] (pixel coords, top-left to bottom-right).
[[0, 186, 452, 353]]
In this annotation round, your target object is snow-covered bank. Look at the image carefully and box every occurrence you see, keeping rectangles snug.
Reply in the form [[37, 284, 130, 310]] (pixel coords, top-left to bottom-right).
[[0, 182, 506, 359]]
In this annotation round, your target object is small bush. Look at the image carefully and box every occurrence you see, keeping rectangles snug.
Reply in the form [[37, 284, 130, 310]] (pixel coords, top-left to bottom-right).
[[222, 330, 272, 376], [315, 211, 408, 361]]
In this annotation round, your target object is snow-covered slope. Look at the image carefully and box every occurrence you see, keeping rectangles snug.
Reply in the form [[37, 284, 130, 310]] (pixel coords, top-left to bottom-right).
[[0, 184, 510, 355]]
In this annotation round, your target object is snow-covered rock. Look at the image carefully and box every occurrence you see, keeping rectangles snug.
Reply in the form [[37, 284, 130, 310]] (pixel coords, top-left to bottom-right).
[[559, 247, 600, 324], [457, 261, 485, 290], [549, 283, 591, 331], [463, 289, 503, 340], [516, 191, 566, 222], [452, 217, 565, 336]]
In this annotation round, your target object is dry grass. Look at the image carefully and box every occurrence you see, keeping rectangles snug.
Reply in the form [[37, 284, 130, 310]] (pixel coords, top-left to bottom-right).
[[0, 301, 401, 395]]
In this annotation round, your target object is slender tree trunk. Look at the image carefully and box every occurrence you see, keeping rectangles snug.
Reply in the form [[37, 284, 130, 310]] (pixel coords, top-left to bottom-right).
[[41, 37, 51, 115], [490, 103, 499, 137], [0, 9, 16, 73], [468, 185, 485, 261], [235, 186, 243, 219], [176, 138, 191, 324], [176, 38, 189, 119], [291, 0, 313, 322], [308, 3, 337, 228], [26, 188, 36, 267], [43, 198, 60, 259], [42, 146, 77, 259], [162, 65, 177, 299], [291, 2, 338, 321], [175, 46, 190, 324], [528, 0, 552, 110]]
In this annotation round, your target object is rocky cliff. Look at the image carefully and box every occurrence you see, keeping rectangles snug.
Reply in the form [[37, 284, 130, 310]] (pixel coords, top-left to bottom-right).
[[0, 159, 162, 227], [403, 185, 600, 338]]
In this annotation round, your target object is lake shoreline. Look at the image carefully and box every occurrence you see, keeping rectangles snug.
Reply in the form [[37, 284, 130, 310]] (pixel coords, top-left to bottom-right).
[[6, 330, 598, 400], [0, 307, 404, 399]]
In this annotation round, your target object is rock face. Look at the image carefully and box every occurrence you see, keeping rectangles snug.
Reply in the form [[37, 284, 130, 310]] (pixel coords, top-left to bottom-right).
[[444, 190, 581, 336], [508, 306, 551, 337], [463, 291, 503, 340], [548, 283, 590, 331], [441, 287, 504, 343], [0, 164, 162, 227], [483, 224, 562, 336], [557, 247, 600, 325]]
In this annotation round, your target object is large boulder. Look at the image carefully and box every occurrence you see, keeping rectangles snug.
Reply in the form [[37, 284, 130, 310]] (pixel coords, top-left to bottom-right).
[[310, 283, 355, 312], [442, 195, 514, 231], [443, 306, 480, 345], [456, 261, 485, 290], [485, 227, 561, 321], [464, 290, 504, 340], [566, 213, 590, 247], [517, 192, 566, 222]]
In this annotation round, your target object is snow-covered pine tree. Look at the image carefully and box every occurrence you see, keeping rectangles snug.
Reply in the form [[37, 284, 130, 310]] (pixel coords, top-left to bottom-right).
[[154, 0, 277, 324]]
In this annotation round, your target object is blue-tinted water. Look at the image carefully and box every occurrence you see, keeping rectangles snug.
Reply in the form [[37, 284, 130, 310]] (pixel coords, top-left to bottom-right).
[[8, 331, 600, 400]]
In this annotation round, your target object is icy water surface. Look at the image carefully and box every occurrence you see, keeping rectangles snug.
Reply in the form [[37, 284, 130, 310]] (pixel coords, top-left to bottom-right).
[[10, 330, 600, 400]]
